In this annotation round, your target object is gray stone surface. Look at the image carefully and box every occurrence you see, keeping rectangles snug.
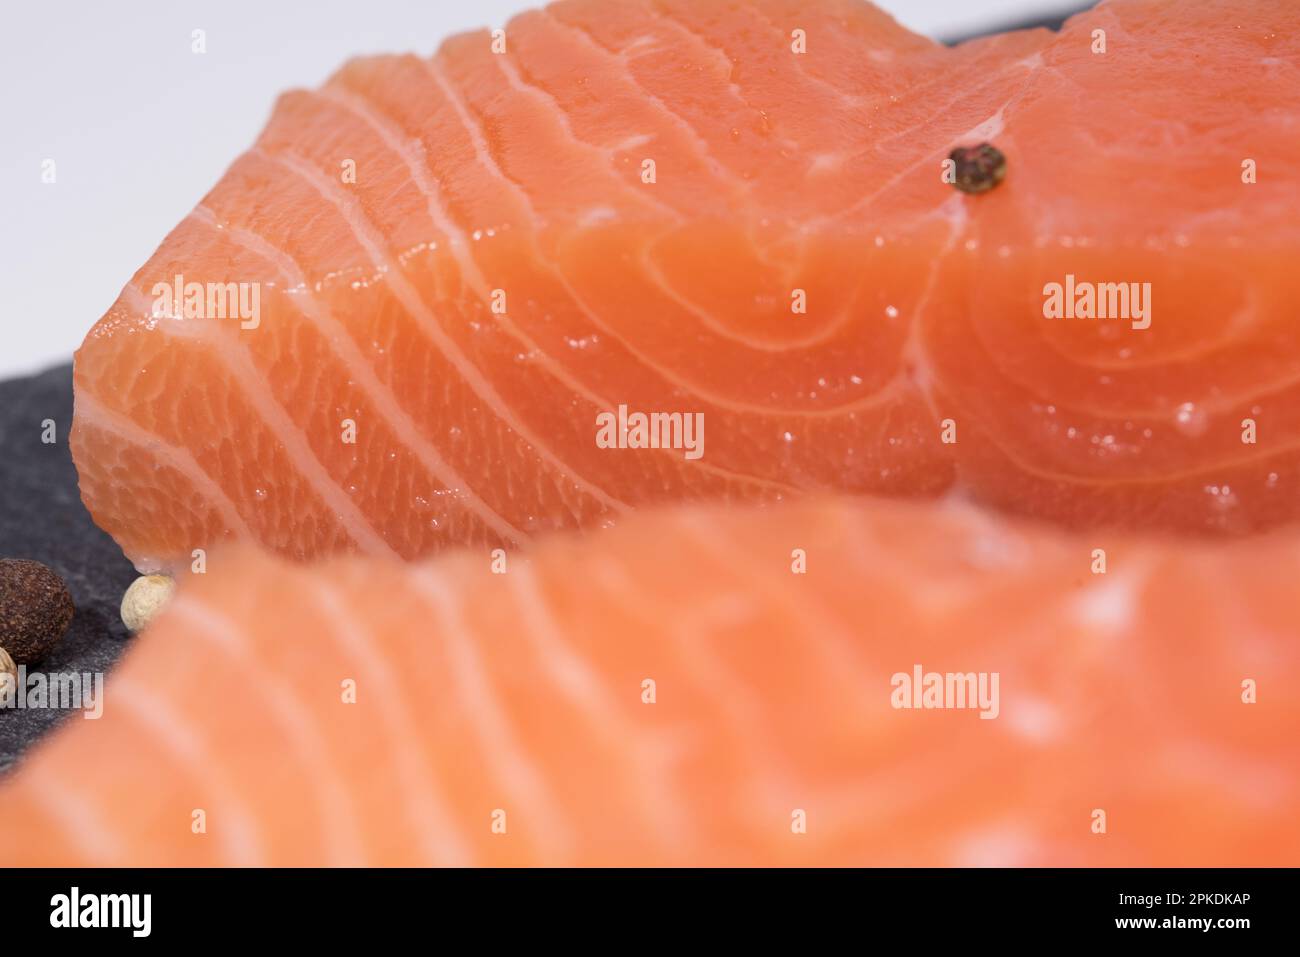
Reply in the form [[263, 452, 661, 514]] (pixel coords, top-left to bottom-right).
[[0, 363, 137, 772]]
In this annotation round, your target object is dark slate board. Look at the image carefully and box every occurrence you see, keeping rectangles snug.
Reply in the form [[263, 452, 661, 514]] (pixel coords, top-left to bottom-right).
[[939, 3, 1087, 44], [0, 363, 138, 772]]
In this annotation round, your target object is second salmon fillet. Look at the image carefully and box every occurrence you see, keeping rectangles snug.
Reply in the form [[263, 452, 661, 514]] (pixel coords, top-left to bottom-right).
[[1, 497, 1296, 866]]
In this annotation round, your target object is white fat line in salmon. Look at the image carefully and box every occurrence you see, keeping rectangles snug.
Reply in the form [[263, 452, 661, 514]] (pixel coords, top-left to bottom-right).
[[595, 404, 705, 460], [50, 888, 151, 938], [1042, 274, 1152, 330], [890, 664, 1000, 719], [150, 273, 261, 329], [0, 667, 104, 719]]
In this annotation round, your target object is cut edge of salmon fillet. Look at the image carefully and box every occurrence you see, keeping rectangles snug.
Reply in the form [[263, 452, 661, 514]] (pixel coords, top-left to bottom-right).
[[69, 0, 1300, 573]]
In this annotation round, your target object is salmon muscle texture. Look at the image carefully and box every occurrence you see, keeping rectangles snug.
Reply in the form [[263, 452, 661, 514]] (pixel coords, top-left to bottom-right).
[[1, 498, 1297, 866], [69, 0, 1300, 571]]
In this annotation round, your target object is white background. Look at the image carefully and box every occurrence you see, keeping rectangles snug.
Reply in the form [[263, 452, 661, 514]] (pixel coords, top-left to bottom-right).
[[0, 0, 1068, 377]]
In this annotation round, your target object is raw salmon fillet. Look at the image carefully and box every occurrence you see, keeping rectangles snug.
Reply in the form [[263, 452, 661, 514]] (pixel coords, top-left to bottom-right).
[[0, 498, 1295, 866], [70, 0, 1300, 571]]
